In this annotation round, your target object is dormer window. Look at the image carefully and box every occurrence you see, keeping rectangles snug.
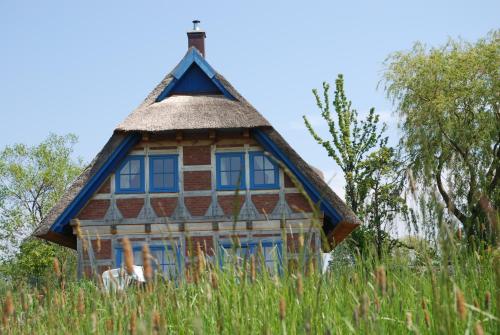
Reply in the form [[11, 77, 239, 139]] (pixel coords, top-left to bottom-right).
[[115, 156, 145, 193]]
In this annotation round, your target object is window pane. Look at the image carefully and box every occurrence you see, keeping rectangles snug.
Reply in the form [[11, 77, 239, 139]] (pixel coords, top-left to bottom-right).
[[264, 156, 274, 169], [220, 157, 231, 171], [165, 158, 174, 172], [230, 156, 241, 170], [253, 155, 264, 170], [130, 159, 140, 174], [133, 250, 142, 266], [254, 170, 265, 185], [153, 159, 164, 173], [120, 175, 130, 188], [153, 174, 164, 189], [230, 171, 241, 186], [220, 171, 230, 186], [166, 173, 175, 188], [130, 174, 141, 189], [264, 170, 276, 184], [121, 161, 131, 174]]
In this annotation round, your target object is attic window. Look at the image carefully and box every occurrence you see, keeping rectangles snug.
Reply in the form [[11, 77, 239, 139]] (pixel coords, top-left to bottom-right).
[[249, 152, 279, 189], [115, 156, 145, 193]]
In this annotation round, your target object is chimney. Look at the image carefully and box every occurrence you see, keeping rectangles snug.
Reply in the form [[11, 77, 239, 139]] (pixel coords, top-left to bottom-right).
[[187, 20, 206, 57]]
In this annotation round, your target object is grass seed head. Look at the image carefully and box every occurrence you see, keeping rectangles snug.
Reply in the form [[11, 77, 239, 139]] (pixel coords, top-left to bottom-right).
[[142, 244, 153, 282], [296, 273, 304, 298], [152, 310, 161, 334], [279, 297, 286, 321], [77, 288, 85, 314], [474, 321, 484, 335], [424, 310, 431, 328], [405, 312, 413, 329], [250, 255, 256, 283], [375, 266, 387, 296], [4, 291, 14, 317], [129, 312, 137, 335], [484, 291, 490, 310], [455, 288, 467, 320], [122, 237, 135, 275], [210, 272, 218, 290], [53, 257, 61, 278]]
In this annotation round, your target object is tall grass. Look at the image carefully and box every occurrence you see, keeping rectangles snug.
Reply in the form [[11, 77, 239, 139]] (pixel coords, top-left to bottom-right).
[[0, 235, 497, 334]]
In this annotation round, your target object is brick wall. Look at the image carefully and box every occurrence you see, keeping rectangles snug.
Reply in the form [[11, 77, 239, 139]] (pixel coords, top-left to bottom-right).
[[82, 239, 112, 260], [184, 196, 212, 216], [116, 198, 144, 218], [285, 193, 312, 213], [251, 194, 279, 214], [97, 178, 111, 194], [78, 200, 110, 220], [183, 145, 211, 165], [183, 171, 211, 191], [151, 197, 178, 217], [218, 195, 246, 216]]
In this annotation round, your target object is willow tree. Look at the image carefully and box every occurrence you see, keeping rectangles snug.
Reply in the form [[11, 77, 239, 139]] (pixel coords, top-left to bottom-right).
[[382, 31, 499, 246]]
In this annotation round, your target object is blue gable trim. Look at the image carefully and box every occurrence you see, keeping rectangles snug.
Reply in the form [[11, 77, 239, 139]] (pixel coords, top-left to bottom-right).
[[51, 134, 141, 233], [252, 129, 342, 225], [170, 64, 221, 95], [156, 48, 235, 102]]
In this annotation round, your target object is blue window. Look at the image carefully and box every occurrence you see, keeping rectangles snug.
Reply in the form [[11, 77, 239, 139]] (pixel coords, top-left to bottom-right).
[[249, 152, 279, 189], [149, 155, 178, 192], [115, 245, 181, 279], [115, 156, 145, 193], [219, 240, 283, 274], [216, 153, 245, 190]]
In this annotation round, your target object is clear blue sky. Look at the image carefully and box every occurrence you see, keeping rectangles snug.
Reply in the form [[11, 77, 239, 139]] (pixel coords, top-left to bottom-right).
[[1, 0, 498, 198]]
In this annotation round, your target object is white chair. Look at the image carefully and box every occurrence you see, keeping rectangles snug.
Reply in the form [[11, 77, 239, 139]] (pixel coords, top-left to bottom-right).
[[102, 265, 145, 292]]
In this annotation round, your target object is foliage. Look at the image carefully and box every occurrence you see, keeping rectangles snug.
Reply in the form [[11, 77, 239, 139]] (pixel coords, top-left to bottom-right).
[[382, 31, 500, 246], [304, 75, 405, 255], [0, 134, 82, 277], [0, 233, 497, 334]]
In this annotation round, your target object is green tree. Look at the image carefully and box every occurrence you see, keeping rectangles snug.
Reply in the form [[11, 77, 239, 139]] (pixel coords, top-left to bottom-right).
[[363, 146, 407, 259], [304, 74, 404, 253], [382, 31, 500, 246], [0, 134, 83, 280]]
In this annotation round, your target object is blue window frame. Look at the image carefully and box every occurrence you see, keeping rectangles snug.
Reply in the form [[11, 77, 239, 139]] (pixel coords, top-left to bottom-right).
[[216, 152, 245, 190], [115, 156, 145, 193], [218, 240, 283, 274], [115, 245, 182, 279], [249, 152, 279, 189], [149, 155, 178, 192]]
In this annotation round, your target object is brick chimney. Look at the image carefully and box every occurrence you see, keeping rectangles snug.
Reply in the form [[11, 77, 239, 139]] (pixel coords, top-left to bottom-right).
[[187, 20, 206, 57]]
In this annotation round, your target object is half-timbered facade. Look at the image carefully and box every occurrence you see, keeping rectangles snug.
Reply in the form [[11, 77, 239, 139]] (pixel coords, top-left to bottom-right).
[[34, 22, 360, 278]]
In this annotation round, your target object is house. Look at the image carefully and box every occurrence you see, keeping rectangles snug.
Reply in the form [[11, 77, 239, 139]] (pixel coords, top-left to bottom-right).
[[33, 21, 360, 278]]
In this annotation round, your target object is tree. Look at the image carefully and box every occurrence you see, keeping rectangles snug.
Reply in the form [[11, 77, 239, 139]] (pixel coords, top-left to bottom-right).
[[0, 134, 83, 280], [382, 31, 500, 246], [304, 74, 404, 254], [363, 146, 407, 259]]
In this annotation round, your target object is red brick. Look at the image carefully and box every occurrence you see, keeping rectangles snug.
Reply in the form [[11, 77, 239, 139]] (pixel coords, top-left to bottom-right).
[[284, 174, 295, 188], [116, 198, 144, 218], [183, 146, 211, 165], [97, 178, 111, 194], [183, 171, 211, 191], [184, 196, 212, 216], [78, 200, 110, 220], [285, 193, 312, 213], [252, 194, 279, 214], [186, 236, 215, 256], [83, 239, 112, 260], [218, 195, 246, 216], [151, 197, 178, 217]]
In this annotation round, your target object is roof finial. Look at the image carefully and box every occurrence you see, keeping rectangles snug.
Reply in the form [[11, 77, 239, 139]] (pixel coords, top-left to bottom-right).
[[192, 20, 201, 31]]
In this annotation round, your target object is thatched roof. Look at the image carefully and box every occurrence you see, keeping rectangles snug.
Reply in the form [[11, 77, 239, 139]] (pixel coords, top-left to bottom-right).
[[34, 48, 360, 249]]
